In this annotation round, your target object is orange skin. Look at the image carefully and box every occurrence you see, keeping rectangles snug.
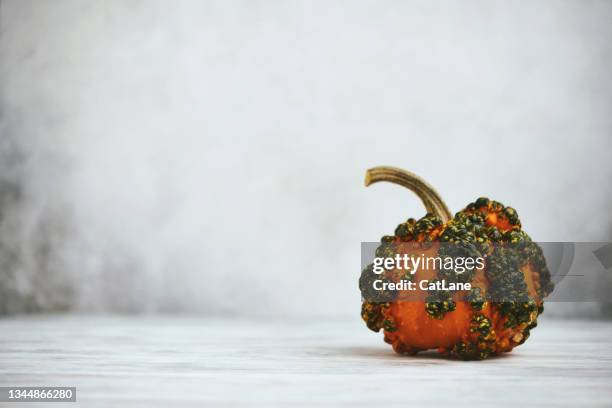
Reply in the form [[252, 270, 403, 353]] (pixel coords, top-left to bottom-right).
[[382, 205, 541, 356]]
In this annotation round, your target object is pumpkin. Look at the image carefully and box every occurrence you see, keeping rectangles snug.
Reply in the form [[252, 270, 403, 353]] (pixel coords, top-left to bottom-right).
[[359, 166, 554, 360]]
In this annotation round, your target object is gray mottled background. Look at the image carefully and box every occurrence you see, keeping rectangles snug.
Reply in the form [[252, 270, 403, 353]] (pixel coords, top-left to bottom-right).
[[1, 0, 611, 318]]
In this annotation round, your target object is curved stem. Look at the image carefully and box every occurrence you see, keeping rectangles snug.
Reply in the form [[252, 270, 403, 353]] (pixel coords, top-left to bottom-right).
[[364, 166, 452, 223]]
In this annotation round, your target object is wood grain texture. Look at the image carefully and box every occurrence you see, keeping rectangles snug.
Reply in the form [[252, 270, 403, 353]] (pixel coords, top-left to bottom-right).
[[1, 316, 611, 407]]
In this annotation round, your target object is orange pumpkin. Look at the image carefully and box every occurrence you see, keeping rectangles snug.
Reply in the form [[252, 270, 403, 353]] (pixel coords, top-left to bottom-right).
[[359, 167, 554, 359]]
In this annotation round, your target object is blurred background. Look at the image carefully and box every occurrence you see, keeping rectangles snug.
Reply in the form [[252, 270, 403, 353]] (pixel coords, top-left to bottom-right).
[[1, 0, 611, 318]]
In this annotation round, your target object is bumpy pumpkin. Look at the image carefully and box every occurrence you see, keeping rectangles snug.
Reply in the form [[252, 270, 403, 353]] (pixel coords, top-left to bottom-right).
[[359, 166, 554, 360]]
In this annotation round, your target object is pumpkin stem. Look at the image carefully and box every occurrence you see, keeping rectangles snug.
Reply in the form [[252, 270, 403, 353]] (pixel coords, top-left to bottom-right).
[[364, 166, 452, 223]]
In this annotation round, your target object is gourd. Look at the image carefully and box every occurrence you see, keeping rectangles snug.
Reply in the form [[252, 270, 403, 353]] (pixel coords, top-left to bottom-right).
[[359, 166, 554, 360]]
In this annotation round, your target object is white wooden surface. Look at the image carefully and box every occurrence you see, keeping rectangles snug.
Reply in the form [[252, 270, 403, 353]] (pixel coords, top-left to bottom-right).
[[1, 316, 611, 407]]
